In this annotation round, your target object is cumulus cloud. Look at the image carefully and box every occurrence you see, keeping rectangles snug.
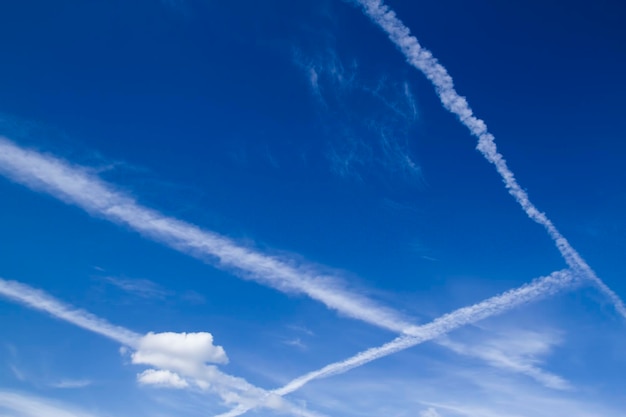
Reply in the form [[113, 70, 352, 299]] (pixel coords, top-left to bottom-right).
[[128, 331, 324, 416], [132, 332, 228, 374], [137, 369, 189, 389]]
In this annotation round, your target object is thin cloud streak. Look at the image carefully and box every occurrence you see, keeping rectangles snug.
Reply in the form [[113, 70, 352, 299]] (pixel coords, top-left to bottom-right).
[[0, 137, 416, 336], [217, 269, 575, 417], [438, 332, 571, 390], [353, 0, 626, 319], [0, 391, 103, 417], [0, 278, 141, 347], [103, 276, 169, 299], [49, 379, 93, 389]]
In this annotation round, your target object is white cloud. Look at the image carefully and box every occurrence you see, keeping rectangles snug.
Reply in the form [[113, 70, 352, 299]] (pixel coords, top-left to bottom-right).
[[132, 334, 324, 417], [132, 332, 228, 374], [137, 369, 189, 389]]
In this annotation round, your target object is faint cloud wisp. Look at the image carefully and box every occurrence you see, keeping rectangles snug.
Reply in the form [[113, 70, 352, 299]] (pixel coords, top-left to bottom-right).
[[293, 47, 423, 185]]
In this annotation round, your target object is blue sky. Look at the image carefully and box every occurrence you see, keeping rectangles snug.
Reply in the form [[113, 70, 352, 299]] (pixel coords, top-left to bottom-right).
[[0, 0, 625, 416]]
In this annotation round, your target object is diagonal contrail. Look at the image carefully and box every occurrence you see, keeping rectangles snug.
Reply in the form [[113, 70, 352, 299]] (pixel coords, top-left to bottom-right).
[[0, 136, 577, 396], [217, 269, 576, 417], [220, 0, 624, 411], [0, 137, 416, 335], [0, 278, 141, 347], [352, 0, 626, 319]]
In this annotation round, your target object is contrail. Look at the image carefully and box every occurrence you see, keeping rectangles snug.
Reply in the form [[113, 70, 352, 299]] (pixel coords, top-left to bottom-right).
[[0, 277, 323, 417], [217, 269, 575, 417], [0, 137, 578, 392], [0, 277, 141, 347], [352, 0, 626, 319], [0, 137, 416, 335]]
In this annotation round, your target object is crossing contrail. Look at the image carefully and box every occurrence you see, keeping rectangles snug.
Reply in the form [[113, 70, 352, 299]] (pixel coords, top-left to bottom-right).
[[216, 269, 575, 417], [353, 0, 626, 319]]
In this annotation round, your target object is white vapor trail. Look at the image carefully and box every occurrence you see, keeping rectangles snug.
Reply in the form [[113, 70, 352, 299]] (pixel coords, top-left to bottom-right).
[[0, 137, 579, 411], [0, 278, 323, 417], [0, 137, 415, 335], [353, 0, 626, 319], [0, 278, 141, 347], [217, 269, 576, 417]]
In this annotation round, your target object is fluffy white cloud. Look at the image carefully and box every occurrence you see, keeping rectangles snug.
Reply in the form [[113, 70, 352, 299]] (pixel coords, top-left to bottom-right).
[[131, 333, 321, 416], [131, 332, 228, 376], [137, 369, 189, 389]]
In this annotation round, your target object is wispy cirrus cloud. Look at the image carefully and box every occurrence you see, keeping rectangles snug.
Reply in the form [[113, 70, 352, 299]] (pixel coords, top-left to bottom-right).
[[8, 364, 27, 382], [0, 391, 105, 417], [419, 408, 442, 417], [437, 328, 571, 390], [419, 367, 624, 417], [352, 0, 626, 319], [290, 357, 625, 417], [101, 276, 170, 299], [130, 331, 228, 391], [48, 379, 93, 389], [293, 48, 422, 183]]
